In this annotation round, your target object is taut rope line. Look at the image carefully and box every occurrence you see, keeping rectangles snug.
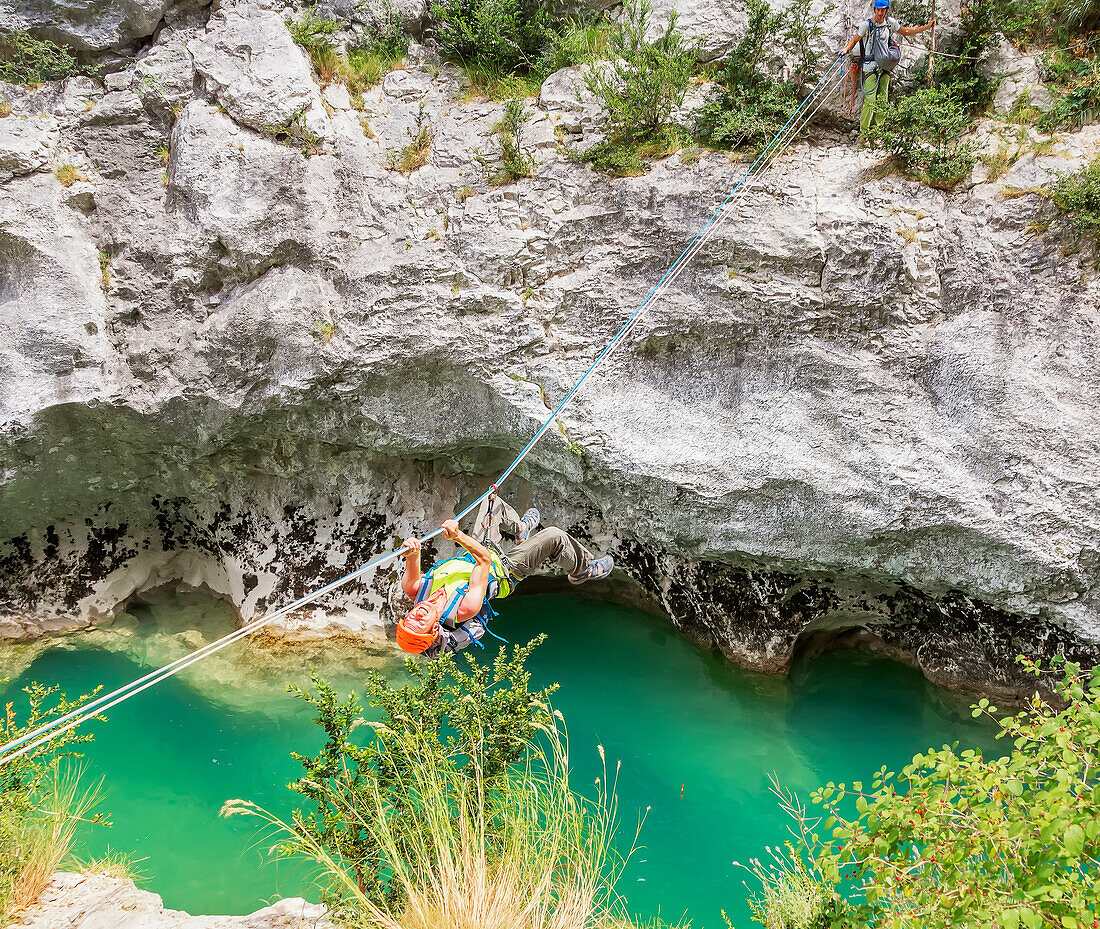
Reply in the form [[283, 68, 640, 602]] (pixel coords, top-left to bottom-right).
[[0, 57, 845, 768]]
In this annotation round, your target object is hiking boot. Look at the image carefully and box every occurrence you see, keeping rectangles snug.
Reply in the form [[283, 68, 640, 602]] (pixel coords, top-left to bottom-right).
[[513, 507, 541, 543], [568, 555, 614, 585]]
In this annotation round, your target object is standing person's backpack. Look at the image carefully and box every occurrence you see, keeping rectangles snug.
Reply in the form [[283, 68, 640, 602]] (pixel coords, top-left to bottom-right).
[[859, 17, 901, 73]]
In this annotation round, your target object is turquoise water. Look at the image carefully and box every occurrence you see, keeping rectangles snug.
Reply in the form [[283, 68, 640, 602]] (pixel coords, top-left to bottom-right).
[[0, 590, 998, 927]]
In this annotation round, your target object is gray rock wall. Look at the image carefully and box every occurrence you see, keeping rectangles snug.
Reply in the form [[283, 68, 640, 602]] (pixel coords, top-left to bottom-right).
[[1, 0, 1099, 695]]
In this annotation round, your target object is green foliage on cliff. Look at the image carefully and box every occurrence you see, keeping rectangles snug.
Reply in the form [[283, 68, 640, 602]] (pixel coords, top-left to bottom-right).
[[1, 684, 103, 920], [481, 98, 537, 184], [429, 0, 548, 75], [736, 658, 1100, 929], [1049, 154, 1100, 236], [693, 0, 832, 154], [428, 0, 608, 99], [865, 84, 979, 188], [582, 0, 697, 176], [0, 30, 83, 85], [288, 2, 408, 95]]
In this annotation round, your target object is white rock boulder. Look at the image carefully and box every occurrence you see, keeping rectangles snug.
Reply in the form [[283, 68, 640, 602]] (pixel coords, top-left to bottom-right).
[[189, 5, 330, 137]]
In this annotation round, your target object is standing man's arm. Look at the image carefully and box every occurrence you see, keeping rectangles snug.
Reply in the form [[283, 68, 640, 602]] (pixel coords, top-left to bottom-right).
[[840, 31, 861, 55], [898, 17, 935, 36], [401, 536, 424, 600], [440, 519, 492, 622]]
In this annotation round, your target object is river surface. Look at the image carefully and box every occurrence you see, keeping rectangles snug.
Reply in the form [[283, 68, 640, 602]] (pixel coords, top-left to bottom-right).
[[0, 588, 998, 928]]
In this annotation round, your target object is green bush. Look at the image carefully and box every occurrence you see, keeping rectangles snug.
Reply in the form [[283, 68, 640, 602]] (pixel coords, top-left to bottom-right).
[[0, 29, 82, 85], [695, 77, 797, 152], [1049, 154, 1100, 235], [780, 0, 836, 94], [225, 640, 555, 916], [693, 0, 833, 153], [738, 657, 1100, 929], [986, 0, 1100, 40], [482, 97, 537, 184], [867, 83, 978, 187], [582, 0, 696, 175], [429, 0, 548, 74], [1041, 52, 1100, 127]]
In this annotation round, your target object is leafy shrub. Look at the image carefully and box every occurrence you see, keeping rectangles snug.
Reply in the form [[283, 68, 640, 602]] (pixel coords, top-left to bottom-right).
[[822, 658, 1100, 926], [694, 0, 833, 153], [1041, 52, 1100, 127], [224, 640, 555, 915], [780, 0, 836, 94], [738, 658, 1100, 929], [586, 0, 696, 144], [867, 83, 978, 188], [1049, 154, 1100, 235], [581, 0, 696, 175], [482, 98, 536, 184], [1, 683, 102, 921], [429, 0, 548, 74], [695, 71, 797, 152], [0, 29, 82, 85]]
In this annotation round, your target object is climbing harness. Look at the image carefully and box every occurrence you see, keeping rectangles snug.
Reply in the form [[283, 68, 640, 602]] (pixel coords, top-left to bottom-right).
[[0, 56, 847, 769]]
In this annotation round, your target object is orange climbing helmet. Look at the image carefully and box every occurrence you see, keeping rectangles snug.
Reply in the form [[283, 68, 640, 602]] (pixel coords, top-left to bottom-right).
[[396, 588, 447, 654]]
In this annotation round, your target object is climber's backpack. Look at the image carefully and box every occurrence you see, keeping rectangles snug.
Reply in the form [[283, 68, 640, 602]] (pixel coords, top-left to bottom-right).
[[860, 18, 901, 73]]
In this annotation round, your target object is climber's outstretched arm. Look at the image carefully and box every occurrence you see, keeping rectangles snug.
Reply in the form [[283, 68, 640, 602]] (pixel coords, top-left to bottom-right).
[[441, 519, 492, 623]]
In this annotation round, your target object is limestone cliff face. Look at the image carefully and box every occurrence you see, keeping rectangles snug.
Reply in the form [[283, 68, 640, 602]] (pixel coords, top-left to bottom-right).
[[1, 0, 1099, 697]]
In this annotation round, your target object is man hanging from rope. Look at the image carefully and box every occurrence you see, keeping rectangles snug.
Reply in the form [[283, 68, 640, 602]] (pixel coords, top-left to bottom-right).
[[395, 495, 614, 658]]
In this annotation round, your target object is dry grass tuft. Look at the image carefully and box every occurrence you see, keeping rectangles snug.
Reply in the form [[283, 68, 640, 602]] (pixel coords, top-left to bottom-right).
[[5, 766, 103, 918], [76, 849, 146, 882], [54, 164, 85, 187], [223, 719, 671, 929]]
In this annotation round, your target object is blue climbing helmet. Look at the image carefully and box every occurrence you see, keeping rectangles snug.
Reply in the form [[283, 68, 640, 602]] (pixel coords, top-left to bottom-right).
[[873, 0, 890, 7]]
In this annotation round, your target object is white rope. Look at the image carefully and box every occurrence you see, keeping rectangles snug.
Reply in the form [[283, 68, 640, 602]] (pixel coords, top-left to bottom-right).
[[0, 60, 845, 769]]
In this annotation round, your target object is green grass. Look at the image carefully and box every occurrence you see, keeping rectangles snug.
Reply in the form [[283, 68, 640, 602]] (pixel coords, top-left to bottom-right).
[[459, 60, 544, 102]]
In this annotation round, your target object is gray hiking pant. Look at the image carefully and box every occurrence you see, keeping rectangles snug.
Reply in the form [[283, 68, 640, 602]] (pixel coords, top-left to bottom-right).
[[487, 498, 594, 579]]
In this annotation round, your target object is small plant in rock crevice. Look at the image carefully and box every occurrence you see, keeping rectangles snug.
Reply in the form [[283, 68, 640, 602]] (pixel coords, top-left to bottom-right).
[[481, 98, 536, 184], [388, 104, 434, 173], [263, 114, 324, 156], [54, 164, 86, 187], [313, 320, 338, 344]]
